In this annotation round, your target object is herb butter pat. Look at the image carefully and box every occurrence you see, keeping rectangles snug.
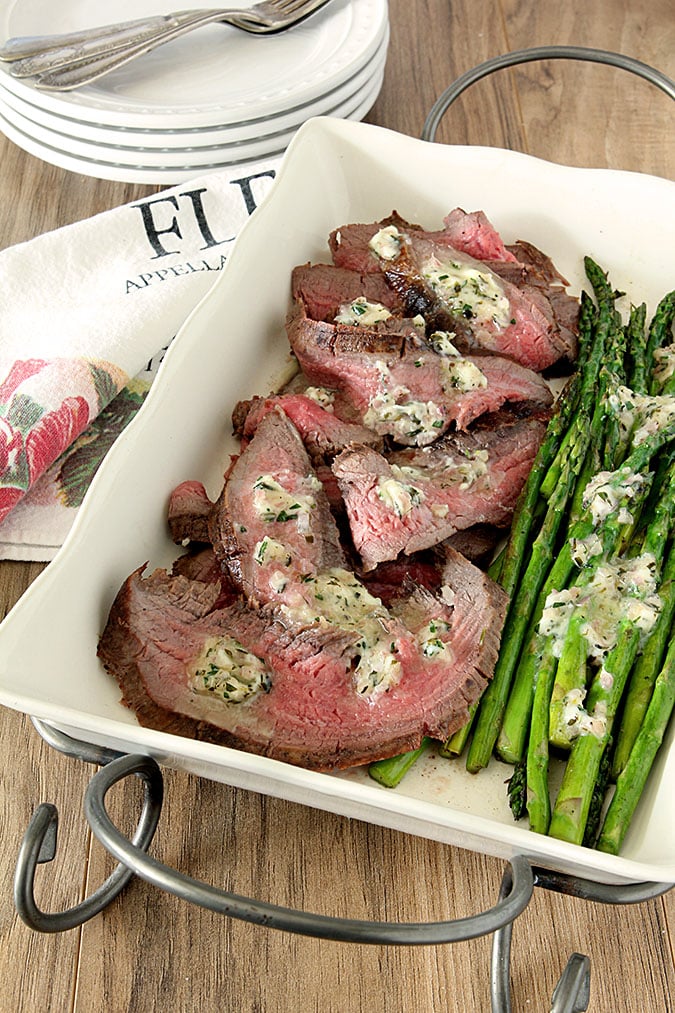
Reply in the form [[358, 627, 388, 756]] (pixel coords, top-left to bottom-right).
[[369, 225, 402, 261], [253, 473, 321, 529], [422, 257, 512, 328], [335, 296, 393, 327], [190, 637, 272, 704]]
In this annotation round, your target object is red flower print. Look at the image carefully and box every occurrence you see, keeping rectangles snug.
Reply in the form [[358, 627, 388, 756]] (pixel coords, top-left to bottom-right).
[[0, 359, 47, 405], [25, 396, 90, 486], [0, 486, 25, 524]]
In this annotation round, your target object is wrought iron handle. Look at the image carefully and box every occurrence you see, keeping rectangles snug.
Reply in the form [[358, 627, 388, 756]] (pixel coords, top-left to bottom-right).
[[421, 45, 675, 142], [83, 752, 536, 945], [18, 722, 673, 1012], [13, 756, 162, 933]]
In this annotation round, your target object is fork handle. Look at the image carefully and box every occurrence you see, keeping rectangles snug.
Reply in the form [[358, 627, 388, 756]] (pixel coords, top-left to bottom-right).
[[0, 11, 211, 64], [11, 10, 245, 91]]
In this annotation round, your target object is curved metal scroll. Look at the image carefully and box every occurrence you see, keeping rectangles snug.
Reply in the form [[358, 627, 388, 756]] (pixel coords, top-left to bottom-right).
[[83, 752, 535, 946], [421, 45, 675, 143], [14, 759, 162, 933]]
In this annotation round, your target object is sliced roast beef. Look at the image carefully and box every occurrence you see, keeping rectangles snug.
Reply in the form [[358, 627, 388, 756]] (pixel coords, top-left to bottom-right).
[[231, 392, 383, 459], [171, 546, 240, 610], [287, 301, 552, 442], [209, 407, 346, 604], [440, 208, 520, 263], [98, 543, 507, 769], [291, 263, 403, 322], [332, 415, 546, 569], [168, 480, 213, 545], [376, 229, 573, 371], [329, 211, 578, 370]]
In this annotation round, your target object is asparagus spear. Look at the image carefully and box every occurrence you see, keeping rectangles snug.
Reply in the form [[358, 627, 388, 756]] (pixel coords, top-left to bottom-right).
[[646, 290, 675, 395], [525, 640, 558, 833], [368, 738, 431, 788], [625, 302, 648, 393], [611, 543, 675, 778], [596, 627, 675, 854]]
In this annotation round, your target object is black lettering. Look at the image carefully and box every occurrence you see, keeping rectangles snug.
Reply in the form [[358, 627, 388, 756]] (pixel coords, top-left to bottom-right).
[[229, 170, 276, 215], [134, 195, 183, 259], [179, 187, 231, 250]]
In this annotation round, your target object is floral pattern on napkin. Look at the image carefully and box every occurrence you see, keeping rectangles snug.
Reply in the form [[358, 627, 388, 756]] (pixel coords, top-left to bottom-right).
[[0, 357, 128, 522]]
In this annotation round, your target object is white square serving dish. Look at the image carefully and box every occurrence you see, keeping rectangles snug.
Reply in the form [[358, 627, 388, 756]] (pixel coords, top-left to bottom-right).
[[1, 117, 674, 885]]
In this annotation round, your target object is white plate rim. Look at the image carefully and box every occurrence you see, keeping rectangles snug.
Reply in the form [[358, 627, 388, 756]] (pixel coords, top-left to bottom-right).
[[0, 74, 383, 179], [0, 29, 389, 147]]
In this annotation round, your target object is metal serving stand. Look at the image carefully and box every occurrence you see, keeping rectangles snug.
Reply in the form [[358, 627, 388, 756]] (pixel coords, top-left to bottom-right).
[[12, 48, 675, 1013]]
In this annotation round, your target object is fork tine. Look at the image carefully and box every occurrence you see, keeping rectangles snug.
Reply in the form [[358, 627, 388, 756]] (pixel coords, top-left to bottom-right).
[[264, 0, 329, 18]]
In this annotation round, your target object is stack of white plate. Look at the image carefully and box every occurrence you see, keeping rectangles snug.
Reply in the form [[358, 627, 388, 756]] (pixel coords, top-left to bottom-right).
[[0, 0, 389, 183]]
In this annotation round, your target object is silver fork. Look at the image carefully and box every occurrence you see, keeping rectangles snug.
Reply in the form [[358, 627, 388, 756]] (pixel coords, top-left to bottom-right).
[[0, 0, 332, 91]]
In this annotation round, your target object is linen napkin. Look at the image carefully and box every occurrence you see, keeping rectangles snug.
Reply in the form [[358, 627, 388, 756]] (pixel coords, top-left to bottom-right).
[[0, 156, 282, 561]]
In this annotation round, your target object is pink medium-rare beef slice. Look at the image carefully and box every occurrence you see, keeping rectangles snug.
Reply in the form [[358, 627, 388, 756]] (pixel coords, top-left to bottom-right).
[[291, 262, 403, 322], [332, 414, 546, 569], [209, 407, 346, 604], [98, 544, 507, 769], [286, 301, 552, 442], [232, 392, 383, 459], [329, 210, 578, 370], [329, 209, 517, 272], [376, 229, 573, 372], [440, 208, 520, 263]]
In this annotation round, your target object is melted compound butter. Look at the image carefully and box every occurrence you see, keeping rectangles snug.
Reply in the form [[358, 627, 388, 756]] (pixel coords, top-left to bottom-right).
[[253, 473, 322, 530], [363, 359, 445, 443], [303, 386, 335, 412], [369, 225, 403, 261], [557, 686, 609, 743], [416, 618, 452, 658], [608, 384, 675, 446], [189, 636, 272, 704], [581, 466, 647, 527], [427, 330, 460, 356], [376, 472, 425, 517], [421, 256, 512, 329], [391, 448, 489, 493], [539, 552, 662, 663], [277, 567, 403, 698], [441, 356, 488, 392], [335, 296, 393, 327]]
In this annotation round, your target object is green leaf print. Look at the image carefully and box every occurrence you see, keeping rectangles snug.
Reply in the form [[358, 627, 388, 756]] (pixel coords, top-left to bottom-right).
[[54, 384, 148, 508]]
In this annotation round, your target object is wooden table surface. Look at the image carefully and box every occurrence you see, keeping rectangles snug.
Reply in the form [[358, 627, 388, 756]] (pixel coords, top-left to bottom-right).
[[0, 1, 673, 1010]]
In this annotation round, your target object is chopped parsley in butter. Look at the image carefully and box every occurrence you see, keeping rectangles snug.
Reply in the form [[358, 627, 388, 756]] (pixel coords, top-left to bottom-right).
[[427, 330, 460, 356], [556, 687, 608, 744], [422, 257, 511, 328], [278, 567, 403, 699], [416, 618, 451, 657], [364, 360, 445, 443], [539, 552, 661, 663], [253, 473, 321, 529], [335, 296, 393, 327], [376, 471, 424, 517], [581, 466, 647, 527], [441, 357, 488, 392], [190, 637, 272, 704], [303, 386, 335, 411], [607, 384, 675, 446]]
